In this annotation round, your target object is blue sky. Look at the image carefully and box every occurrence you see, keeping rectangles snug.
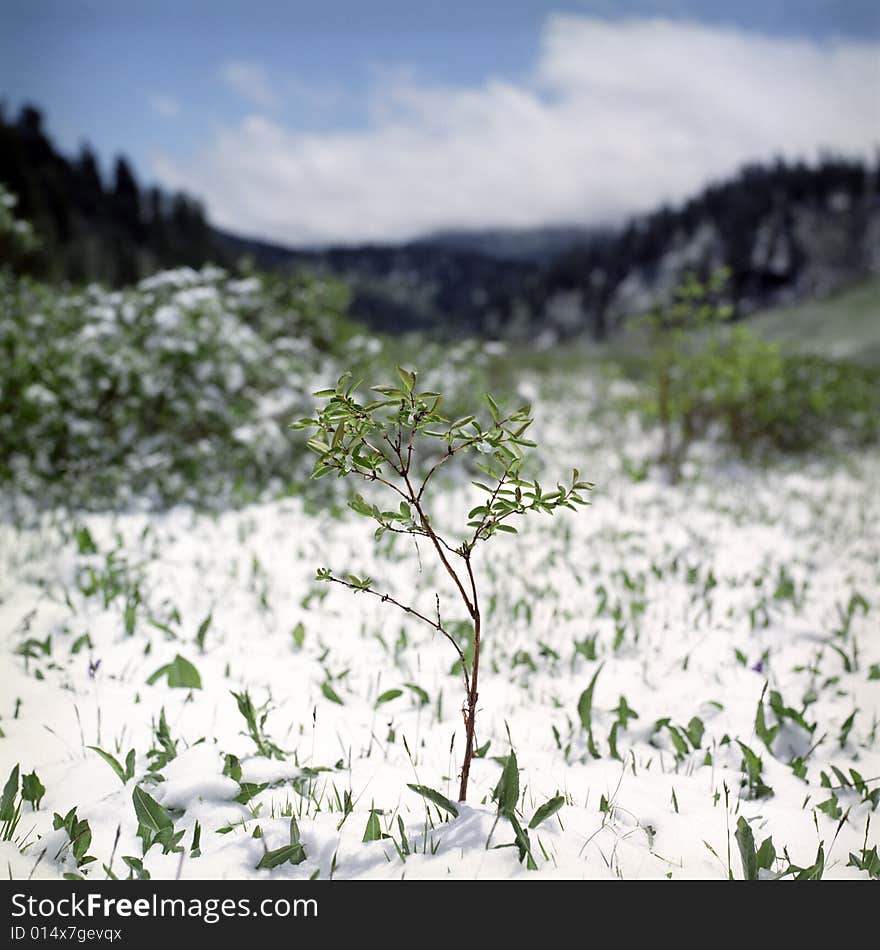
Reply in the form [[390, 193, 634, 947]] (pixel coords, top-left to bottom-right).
[[2, 2, 878, 244]]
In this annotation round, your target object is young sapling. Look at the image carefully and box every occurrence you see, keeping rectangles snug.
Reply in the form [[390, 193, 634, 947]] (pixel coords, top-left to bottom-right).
[[291, 368, 591, 801]]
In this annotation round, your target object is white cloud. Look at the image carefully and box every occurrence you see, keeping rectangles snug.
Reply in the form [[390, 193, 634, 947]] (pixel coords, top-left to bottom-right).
[[149, 94, 180, 119], [220, 61, 281, 111], [160, 17, 880, 246]]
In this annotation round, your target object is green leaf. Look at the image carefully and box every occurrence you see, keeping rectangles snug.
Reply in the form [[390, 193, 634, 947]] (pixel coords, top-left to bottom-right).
[[287, 417, 316, 431], [756, 836, 776, 871], [396, 367, 415, 392], [291, 622, 306, 648], [792, 845, 825, 880], [190, 821, 201, 858], [321, 681, 344, 705], [484, 392, 500, 423], [0, 765, 19, 820], [735, 816, 758, 881], [684, 717, 705, 749], [132, 785, 173, 836], [493, 750, 520, 816], [74, 526, 98, 555], [508, 812, 537, 869], [121, 855, 150, 880], [529, 794, 564, 829], [406, 784, 459, 817], [663, 724, 690, 759], [451, 415, 476, 430], [404, 683, 430, 706], [256, 843, 306, 869], [306, 438, 331, 455], [816, 796, 842, 819], [195, 613, 212, 651], [345, 574, 372, 590], [124, 598, 137, 636], [362, 808, 383, 842], [88, 746, 127, 784], [21, 770, 45, 810], [755, 693, 780, 752], [222, 754, 242, 782], [375, 688, 403, 708], [147, 654, 202, 689], [71, 634, 92, 654], [235, 782, 269, 805], [577, 664, 604, 759]]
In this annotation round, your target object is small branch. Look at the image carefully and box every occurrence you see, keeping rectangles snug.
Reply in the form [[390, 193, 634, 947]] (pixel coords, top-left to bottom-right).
[[463, 554, 479, 624], [358, 436, 398, 473], [378, 523, 429, 539], [323, 574, 470, 694], [417, 449, 452, 502], [345, 462, 410, 501], [416, 411, 518, 502]]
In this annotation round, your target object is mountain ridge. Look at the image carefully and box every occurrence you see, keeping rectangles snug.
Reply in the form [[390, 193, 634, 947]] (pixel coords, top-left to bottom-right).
[[2, 103, 877, 341]]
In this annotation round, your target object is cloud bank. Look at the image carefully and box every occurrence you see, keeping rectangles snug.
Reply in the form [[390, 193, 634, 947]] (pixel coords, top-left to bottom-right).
[[157, 17, 880, 246]]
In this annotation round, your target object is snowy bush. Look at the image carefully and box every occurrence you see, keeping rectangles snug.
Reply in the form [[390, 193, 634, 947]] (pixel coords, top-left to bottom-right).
[[0, 267, 355, 507]]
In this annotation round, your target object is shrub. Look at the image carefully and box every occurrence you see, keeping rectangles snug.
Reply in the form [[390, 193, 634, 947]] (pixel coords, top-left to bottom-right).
[[0, 267, 353, 508], [291, 368, 592, 800], [639, 274, 879, 480]]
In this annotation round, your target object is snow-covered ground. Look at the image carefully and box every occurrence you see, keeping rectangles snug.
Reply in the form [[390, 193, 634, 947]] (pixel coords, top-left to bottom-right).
[[1, 398, 878, 880]]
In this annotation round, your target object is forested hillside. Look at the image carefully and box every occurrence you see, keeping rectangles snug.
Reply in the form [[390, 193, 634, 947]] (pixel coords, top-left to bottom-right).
[[2, 104, 877, 340], [0, 105, 228, 284]]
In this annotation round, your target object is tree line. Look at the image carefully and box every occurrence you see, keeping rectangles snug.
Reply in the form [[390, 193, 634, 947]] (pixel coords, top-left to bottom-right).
[[2, 102, 877, 340], [0, 104, 226, 284]]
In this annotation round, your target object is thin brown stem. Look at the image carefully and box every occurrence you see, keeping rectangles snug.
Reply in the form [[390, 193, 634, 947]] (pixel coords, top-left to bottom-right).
[[457, 553, 481, 802], [405, 476, 475, 617]]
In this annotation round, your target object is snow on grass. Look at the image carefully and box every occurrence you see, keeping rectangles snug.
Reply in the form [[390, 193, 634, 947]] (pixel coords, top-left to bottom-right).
[[1, 399, 878, 880]]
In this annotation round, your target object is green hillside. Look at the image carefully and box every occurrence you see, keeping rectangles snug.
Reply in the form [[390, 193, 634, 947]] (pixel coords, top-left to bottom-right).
[[747, 278, 880, 366]]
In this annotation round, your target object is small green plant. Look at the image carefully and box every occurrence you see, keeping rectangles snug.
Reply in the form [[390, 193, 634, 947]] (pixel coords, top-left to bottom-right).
[[147, 654, 202, 689], [52, 806, 96, 872], [491, 750, 534, 869], [132, 785, 184, 855], [21, 769, 46, 810], [638, 271, 879, 480], [577, 664, 604, 759], [256, 817, 306, 870], [737, 740, 773, 799], [639, 271, 736, 481], [145, 708, 177, 779], [292, 368, 591, 800], [848, 846, 880, 879], [735, 816, 777, 880], [652, 715, 705, 763], [848, 819, 880, 879], [231, 689, 284, 759]]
